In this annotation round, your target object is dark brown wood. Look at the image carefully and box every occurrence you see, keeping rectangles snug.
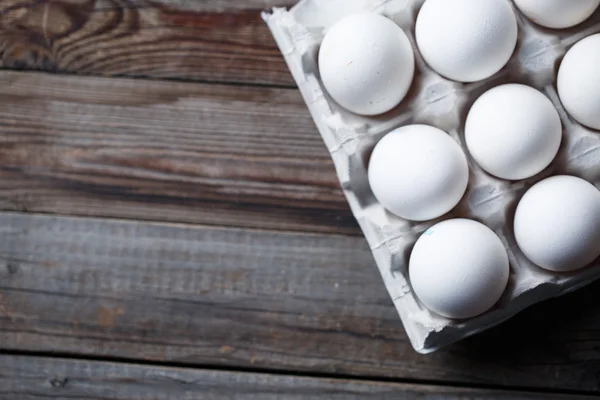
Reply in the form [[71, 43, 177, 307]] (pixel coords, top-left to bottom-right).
[[0, 355, 588, 400], [0, 0, 295, 86], [0, 70, 358, 235], [2, 212, 600, 393]]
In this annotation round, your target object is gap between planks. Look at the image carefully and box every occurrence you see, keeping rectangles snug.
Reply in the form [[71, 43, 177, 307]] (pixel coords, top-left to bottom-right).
[[0, 66, 298, 90]]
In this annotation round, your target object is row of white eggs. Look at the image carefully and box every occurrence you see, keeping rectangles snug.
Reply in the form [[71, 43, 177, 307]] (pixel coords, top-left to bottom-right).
[[368, 85, 562, 222], [411, 176, 600, 320], [319, 0, 600, 129], [318, 0, 600, 320]]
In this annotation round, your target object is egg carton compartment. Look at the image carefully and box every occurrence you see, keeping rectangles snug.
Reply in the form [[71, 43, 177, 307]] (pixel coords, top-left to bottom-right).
[[263, 0, 600, 353]]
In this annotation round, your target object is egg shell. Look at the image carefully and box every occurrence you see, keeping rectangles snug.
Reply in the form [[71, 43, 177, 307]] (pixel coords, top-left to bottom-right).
[[415, 0, 518, 82], [514, 0, 600, 29], [465, 84, 562, 180], [409, 219, 510, 319], [558, 34, 600, 131], [368, 125, 469, 221], [514, 176, 600, 272], [318, 13, 415, 116]]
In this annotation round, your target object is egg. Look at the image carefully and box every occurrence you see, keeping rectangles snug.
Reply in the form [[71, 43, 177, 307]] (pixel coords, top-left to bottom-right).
[[557, 34, 600, 130], [465, 84, 562, 180], [368, 125, 469, 221], [514, 0, 600, 29], [409, 219, 510, 319], [415, 0, 518, 82], [318, 13, 415, 116], [514, 176, 600, 272]]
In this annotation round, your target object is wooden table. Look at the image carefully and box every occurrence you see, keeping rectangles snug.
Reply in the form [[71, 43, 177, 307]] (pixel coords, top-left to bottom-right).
[[0, 1, 598, 398]]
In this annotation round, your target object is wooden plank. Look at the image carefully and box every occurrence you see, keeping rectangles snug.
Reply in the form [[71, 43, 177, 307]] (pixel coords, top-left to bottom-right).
[[0, 355, 588, 400], [1, 212, 600, 393], [0, 0, 295, 86], [0, 70, 358, 235]]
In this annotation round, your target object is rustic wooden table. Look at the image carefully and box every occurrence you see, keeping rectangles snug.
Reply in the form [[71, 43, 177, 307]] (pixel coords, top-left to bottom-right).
[[0, 1, 598, 398]]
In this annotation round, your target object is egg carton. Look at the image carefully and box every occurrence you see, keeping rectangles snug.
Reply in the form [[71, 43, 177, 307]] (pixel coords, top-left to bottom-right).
[[262, 0, 600, 353]]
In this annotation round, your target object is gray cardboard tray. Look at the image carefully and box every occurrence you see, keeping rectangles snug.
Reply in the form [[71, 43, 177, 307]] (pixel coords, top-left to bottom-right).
[[263, 0, 600, 353]]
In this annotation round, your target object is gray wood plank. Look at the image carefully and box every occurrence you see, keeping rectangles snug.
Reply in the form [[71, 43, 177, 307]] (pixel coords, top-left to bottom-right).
[[0, 355, 589, 400], [1, 212, 600, 392], [0, 0, 295, 86], [0, 70, 358, 235]]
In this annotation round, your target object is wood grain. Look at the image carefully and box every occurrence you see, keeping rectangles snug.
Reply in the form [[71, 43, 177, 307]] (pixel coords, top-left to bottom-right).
[[0, 355, 589, 400], [1, 212, 600, 393], [0, 0, 295, 86], [0, 70, 358, 234]]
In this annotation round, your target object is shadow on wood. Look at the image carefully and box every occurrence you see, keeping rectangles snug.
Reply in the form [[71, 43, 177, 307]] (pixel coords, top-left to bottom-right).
[[0, 355, 589, 400]]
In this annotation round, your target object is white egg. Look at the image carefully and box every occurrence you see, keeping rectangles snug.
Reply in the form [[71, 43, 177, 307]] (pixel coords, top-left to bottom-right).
[[318, 13, 415, 116], [558, 34, 600, 130], [465, 84, 562, 180], [409, 219, 510, 319], [368, 125, 469, 221], [514, 176, 600, 272], [514, 0, 600, 29], [415, 0, 518, 82]]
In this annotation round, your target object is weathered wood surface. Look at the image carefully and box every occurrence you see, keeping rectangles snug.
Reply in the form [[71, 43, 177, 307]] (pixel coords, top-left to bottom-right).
[[0, 355, 590, 400], [1, 2, 600, 397], [0, 0, 295, 86], [1, 212, 600, 393], [0, 70, 358, 235]]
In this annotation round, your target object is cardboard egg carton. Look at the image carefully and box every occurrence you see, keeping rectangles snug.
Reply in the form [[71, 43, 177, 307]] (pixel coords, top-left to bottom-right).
[[263, 0, 600, 353]]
